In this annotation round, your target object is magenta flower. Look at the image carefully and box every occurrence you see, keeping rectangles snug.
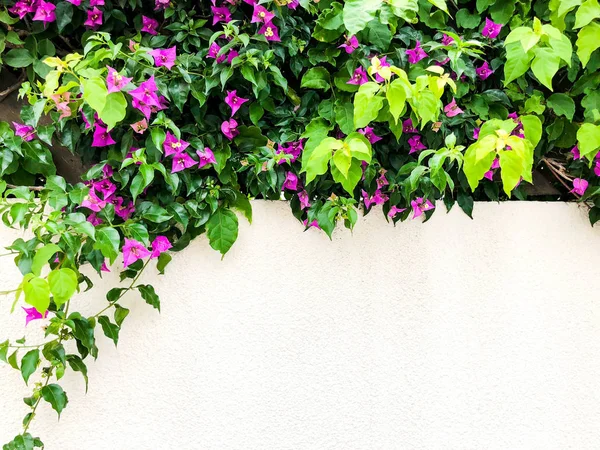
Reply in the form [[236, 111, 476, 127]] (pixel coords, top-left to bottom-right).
[[408, 135, 427, 154], [403, 119, 418, 134], [67, 0, 82, 4], [211, 6, 231, 25], [171, 152, 196, 173], [227, 49, 239, 64], [406, 41, 428, 64], [92, 125, 116, 147], [259, 22, 280, 42], [388, 205, 406, 218], [411, 197, 435, 219], [130, 76, 160, 116], [149, 46, 177, 70], [106, 66, 132, 93], [287, 0, 299, 9], [283, 172, 299, 191], [93, 178, 116, 200], [81, 110, 93, 129], [142, 16, 159, 35], [441, 34, 454, 46], [87, 212, 102, 226], [476, 61, 494, 80], [251, 4, 274, 23], [115, 199, 135, 221], [32, 0, 56, 26], [22, 306, 48, 326], [482, 18, 502, 39], [339, 35, 359, 54], [151, 236, 172, 258], [130, 119, 148, 134], [163, 131, 189, 156], [101, 261, 110, 272], [362, 189, 388, 209], [303, 219, 321, 229], [81, 190, 107, 212], [377, 172, 389, 188], [207, 42, 226, 63], [276, 140, 304, 164], [155, 0, 170, 10], [9, 3, 31, 19], [571, 145, 581, 160], [102, 164, 114, 178], [122, 238, 152, 268], [473, 127, 480, 140], [90, 0, 105, 5], [444, 98, 464, 117], [347, 67, 368, 86], [221, 119, 239, 140], [358, 127, 382, 144], [484, 158, 500, 181], [298, 190, 310, 210], [84, 7, 103, 29], [571, 178, 588, 196], [197, 147, 217, 168], [373, 56, 391, 83], [224, 90, 249, 116], [12, 122, 35, 141]]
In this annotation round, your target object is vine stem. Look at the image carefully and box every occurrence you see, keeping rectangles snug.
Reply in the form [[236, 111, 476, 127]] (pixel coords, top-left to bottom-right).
[[5, 184, 45, 192]]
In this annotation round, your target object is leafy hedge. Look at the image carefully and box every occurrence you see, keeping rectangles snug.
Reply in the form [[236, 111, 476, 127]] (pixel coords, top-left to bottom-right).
[[1, 0, 600, 446]]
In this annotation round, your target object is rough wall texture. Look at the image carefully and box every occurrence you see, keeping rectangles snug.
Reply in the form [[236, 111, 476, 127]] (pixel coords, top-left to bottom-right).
[[1, 201, 600, 450]]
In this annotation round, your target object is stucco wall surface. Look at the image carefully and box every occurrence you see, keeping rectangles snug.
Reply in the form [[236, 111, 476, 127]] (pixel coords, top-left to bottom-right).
[[1, 201, 600, 450]]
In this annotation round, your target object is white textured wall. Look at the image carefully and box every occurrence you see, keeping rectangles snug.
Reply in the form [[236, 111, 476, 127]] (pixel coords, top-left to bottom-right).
[[1, 201, 600, 449]]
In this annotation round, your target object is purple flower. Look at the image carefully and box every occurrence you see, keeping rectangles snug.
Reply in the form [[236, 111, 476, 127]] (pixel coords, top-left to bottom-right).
[[303, 219, 321, 229], [9, 2, 33, 19], [406, 41, 428, 64], [571, 178, 588, 196], [441, 34, 454, 46], [251, 4, 274, 23], [93, 178, 116, 200], [207, 42, 226, 63], [411, 197, 435, 219], [473, 127, 480, 140], [122, 238, 152, 268], [102, 164, 114, 178], [114, 199, 135, 220], [298, 190, 310, 210], [408, 135, 427, 154], [32, 0, 56, 26], [259, 22, 280, 42], [221, 119, 239, 140], [101, 261, 110, 272], [276, 140, 304, 164], [142, 16, 159, 35], [444, 98, 464, 117], [90, 0, 104, 5], [67, 0, 82, 4], [388, 205, 406, 218], [131, 119, 148, 134], [155, 0, 170, 10], [92, 124, 116, 147], [106, 66, 132, 93], [484, 158, 500, 181], [224, 90, 249, 116], [12, 122, 35, 141], [84, 7, 103, 29], [171, 152, 196, 173], [482, 18, 502, 39], [81, 190, 107, 212], [22, 306, 48, 326], [151, 236, 172, 258], [197, 147, 217, 168], [283, 171, 299, 191], [362, 189, 388, 209], [87, 212, 102, 226], [149, 47, 177, 70], [339, 35, 359, 54], [476, 61, 494, 80], [571, 145, 581, 160], [358, 127, 382, 144], [403, 119, 418, 134], [347, 67, 368, 86], [130, 76, 160, 117], [373, 56, 391, 83], [211, 6, 231, 25], [287, 0, 299, 9], [377, 172, 389, 188], [163, 131, 189, 156]]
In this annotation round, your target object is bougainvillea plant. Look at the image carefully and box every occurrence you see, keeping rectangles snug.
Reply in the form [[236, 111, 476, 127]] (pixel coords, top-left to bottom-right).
[[1, 0, 600, 446]]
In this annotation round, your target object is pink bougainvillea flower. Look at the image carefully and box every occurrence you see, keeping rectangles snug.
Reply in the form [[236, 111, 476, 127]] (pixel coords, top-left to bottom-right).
[[12, 122, 35, 141], [22, 306, 48, 326], [149, 46, 177, 70], [129, 76, 159, 104], [287, 0, 299, 9], [81, 110, 93, 129], [408, 135, 427, 154], [84, 7, 103, 29], [171, 152, 196, 173], [221, 119, 239, 140], [362, 189, 388, 209], [473, 127, 481, 140], [283, 171, 299, 191], [403, 119, 418, 134], [276, 141, 304, 164], [373, 56, 391, 83], [444, 98, 464, 117], [197, 147, 217, 168], [303, 219, 321, 229], [388, 205, 407, 218], [227, 49, 239, 64], [339, 35, 359, 54], [93, 178, 116, 200], [476, 61, 494, 80], [102, 164, 114, 178], [259, 21, 280, 42], [298, 190, 310, 210], [571, 178, 588, 196], [81, 190, 107, 212], [211, 5, 231, 24], [106, 66, 132, 93], [155, 0, 170, 10], [207, 42, 227, 63], [251, 4, 274, 23], [406, 41, 428, 64], [163, 131, 189, 156], [115, 199, 135, 220], [101, 260, 110, 272], [441, 34, 454, 46], [67, 0, 82, 4], [411, 197, 435, 219], [482, 18, 502, 39], [87, 212, 102, 226], [32, 0, 56, 26], [130, 118, 148, 134], [92, 124, 116, 147], [347, 67, 368, 86], [131, 98, 152, 120], [151, 236, 172, 258], [377, 172, 389, 188], [358, 127, 382, 144], [484, 157, 500, 181], [122, 238, 152, 268], [9, 2, 32, 19], [571, 145, 581, 160], [141, 16, 159, 35], [90, 0, 105, 5], [224, 90, 249, 116]]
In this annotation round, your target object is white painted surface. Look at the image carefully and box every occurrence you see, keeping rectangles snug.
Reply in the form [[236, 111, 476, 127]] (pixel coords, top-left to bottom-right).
[[1, 201, 600, 449]]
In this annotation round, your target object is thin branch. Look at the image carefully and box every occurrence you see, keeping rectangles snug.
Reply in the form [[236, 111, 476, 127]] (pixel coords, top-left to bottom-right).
[[0, 71, 26, 103], [5, 184, 45, 192]]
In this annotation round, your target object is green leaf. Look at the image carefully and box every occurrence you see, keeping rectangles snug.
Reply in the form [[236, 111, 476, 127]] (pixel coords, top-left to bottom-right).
[[31, 244, 61, 276], [93, 227, 120, 264], [82, 77, 108, 114], [48, 269, 78, 308], [20, 349, 39, 385], [206, 208, 239, 256], [168, 79, 191, 112], [41, 384, 68, 417], [547, 94, 575, 120], [575, 0, 600, 28], [577, 22, 600, 67], [332, 146, 352, 177], [301, 68, 331, 91], [66, 355, 88, 392], [548, 34, 573, 65], [530, 47, 560, 91], [331, 160, 363, 195], [0, 340, 8, 363], [98, 316, 120, 346], [301, 137, 340, 184], [389, 0, 419, 21], [427, 0, 449, 13], [130, 164, 154, 201], [232, 193, 252, 224], [334, 102, 354, 135], [343, 0, 383, 34], [23, 277, 50, 315], [249, 103, 264, 126], [520, 115, 543, 147], [577, 123, 600, 159], [4, 49, 34, 68], [114, 305, 130, 327], [456, 8, 481, 28], [55, 2, 73, 33], [141, 204, 172, 223], [386, 79, 407, 124], [137, 284, 161, 311], [505, 27, 540, 52], [353, 82, 384, 128], [457, 192, 474, 219], [463, 143, 496, 191], [498, 149, 524, 196], [156, 253, 172, 275], [98, 91, 127, 131], [346, 133, 372, 162], [367, 20, 392, 51], [504, 42, 533, 85], [151, 127, 166, 151]]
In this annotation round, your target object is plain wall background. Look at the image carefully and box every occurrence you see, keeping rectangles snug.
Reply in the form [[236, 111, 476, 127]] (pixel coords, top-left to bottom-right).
[[1, 201, 600, 450]]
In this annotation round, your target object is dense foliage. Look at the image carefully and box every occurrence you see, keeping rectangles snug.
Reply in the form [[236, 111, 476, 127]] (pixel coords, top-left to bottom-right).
[[1, 0, 600, 446]]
